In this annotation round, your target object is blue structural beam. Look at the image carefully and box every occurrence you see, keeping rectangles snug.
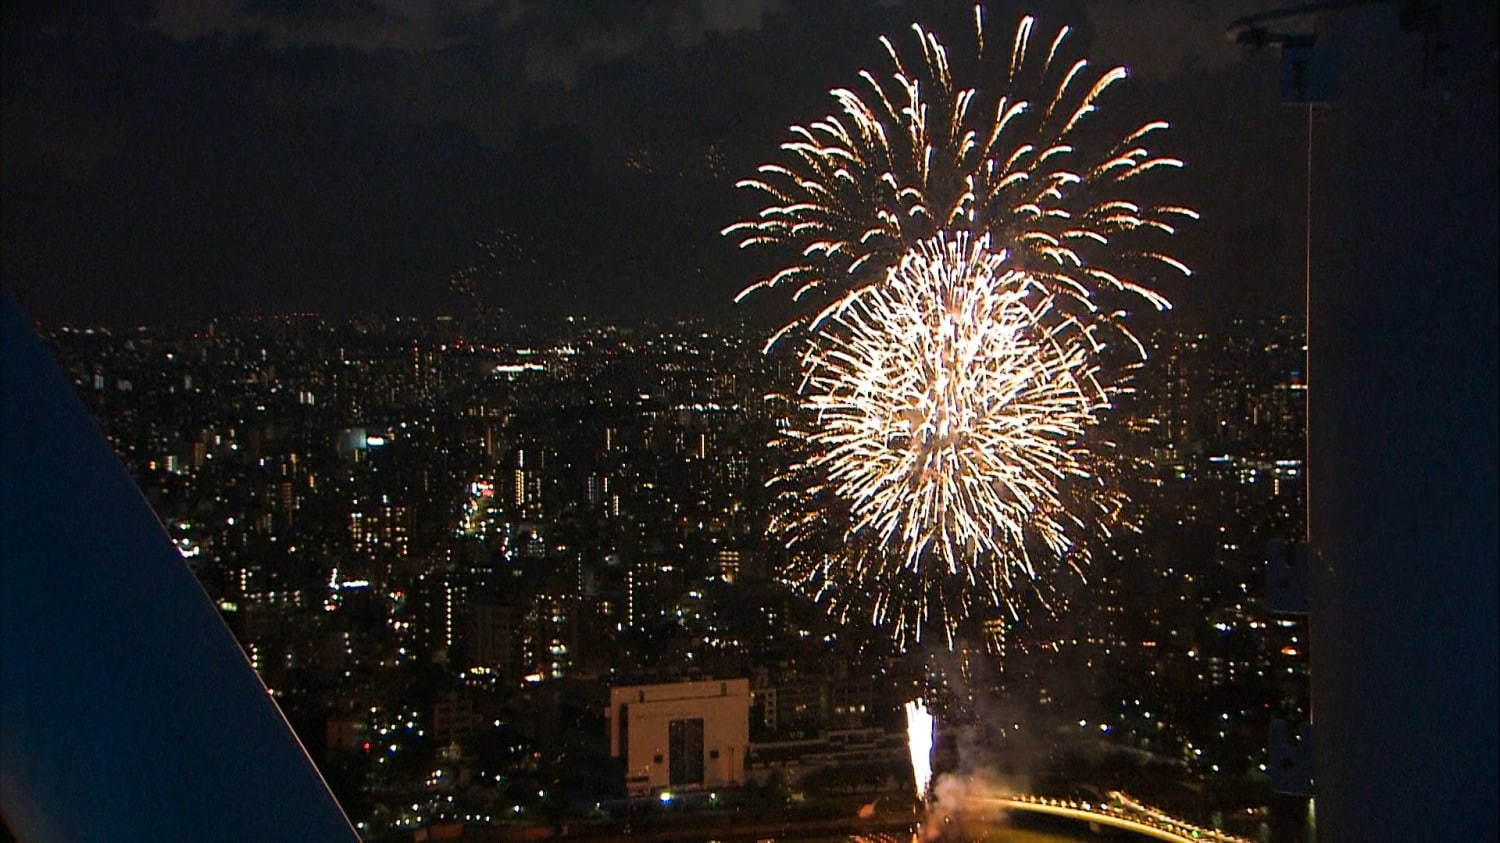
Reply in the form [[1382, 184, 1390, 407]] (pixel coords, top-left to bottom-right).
[[0, 294, 356, 841], [1307, 4, 1498, 840]]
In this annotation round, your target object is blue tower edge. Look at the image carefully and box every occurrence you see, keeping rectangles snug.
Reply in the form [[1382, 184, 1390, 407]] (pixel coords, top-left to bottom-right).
[[0, 293, 356, 841]]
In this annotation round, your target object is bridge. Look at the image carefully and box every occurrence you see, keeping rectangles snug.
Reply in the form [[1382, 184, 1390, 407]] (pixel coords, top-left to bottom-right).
[[963, 791, 1254, 843]]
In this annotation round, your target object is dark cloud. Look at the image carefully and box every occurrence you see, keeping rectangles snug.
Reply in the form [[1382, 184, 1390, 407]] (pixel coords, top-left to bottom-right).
[[147, 1, 779, 83], [244, 0, 386, 19], [1083, 0, 1268, 80], [151, 0, 488, 52], [510, 0, 778, 85]]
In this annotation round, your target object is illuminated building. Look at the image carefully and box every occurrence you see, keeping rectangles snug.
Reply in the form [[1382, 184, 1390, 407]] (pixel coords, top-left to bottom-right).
[[522, 594, 574, 680], [465, 601, 518, 681], [607, 679, 750, 797], [715, 549, 741, 584]]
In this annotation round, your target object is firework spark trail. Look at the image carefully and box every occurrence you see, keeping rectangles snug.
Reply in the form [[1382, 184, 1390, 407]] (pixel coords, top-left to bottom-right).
[[724, 8, 1194, 351], [906, 698, 936, 799], [770, 235, 1132, 648]]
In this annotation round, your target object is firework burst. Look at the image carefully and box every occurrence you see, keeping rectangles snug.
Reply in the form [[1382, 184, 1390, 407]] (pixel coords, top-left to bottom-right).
[[770, 235, 1132, 647], [725, 8, 1194, 351]]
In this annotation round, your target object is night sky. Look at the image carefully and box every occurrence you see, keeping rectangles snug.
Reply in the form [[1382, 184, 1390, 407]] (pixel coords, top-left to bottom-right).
[[3, 0, 1327, 328]]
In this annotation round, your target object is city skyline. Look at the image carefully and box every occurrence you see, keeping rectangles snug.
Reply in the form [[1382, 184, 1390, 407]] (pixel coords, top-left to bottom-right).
[[33, 308, 1313, 838]]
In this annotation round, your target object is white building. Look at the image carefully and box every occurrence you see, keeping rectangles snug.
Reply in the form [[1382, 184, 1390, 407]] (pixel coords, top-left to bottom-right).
[[607, 679, 750, 797]]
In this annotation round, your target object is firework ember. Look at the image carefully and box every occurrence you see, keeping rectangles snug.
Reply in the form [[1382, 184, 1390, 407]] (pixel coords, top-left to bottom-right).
[[725, 8, 1193, 352], [770, 235, 1129, 646]]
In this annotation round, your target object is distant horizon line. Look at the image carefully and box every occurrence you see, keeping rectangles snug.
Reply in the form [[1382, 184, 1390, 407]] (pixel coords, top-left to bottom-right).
[[35, 309, 1306, 336]]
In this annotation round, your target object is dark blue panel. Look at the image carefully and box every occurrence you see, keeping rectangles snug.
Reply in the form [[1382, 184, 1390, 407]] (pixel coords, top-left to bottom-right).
[[1307, 3, 1499, 839], [0, 294, 356, 841], [1266, 539, 1308, 614]]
